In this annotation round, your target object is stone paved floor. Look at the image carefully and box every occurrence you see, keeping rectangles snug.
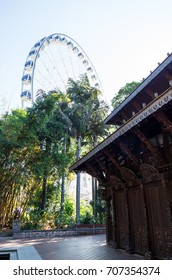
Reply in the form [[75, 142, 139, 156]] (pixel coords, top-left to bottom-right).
[[0, 234, 143, 260]]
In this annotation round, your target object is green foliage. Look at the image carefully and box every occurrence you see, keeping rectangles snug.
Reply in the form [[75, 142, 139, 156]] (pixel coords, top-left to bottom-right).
[[79, 200, 94, 224], [0, 92, 73, 226], [54, 197, 75, 228], [111, 81, 141, 109], [0, 75, 110, 228], [13, 188, 76, 230], [66, 75, 109, 144]]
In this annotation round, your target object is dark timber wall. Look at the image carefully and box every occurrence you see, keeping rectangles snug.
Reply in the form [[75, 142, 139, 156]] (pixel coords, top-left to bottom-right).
[[106, 172, 172, 259]]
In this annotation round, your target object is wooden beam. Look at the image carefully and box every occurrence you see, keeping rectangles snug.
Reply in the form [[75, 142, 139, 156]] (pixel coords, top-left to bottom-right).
[[85, 163, 106, 183], [132, 100, 142, 111], [154, 111, 172, 132], [103, 150, 121, 172], [95, 156, 110, 175], [132, 127, 163, 162], [163, 70, 172, 81], [116, 140, 140, 169], [144, 88, 154, 99]]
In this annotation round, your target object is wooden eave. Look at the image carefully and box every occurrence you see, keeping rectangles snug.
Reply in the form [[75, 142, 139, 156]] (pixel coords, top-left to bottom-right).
[[104, 53, 172, 126], [69, 86, 172, 173]]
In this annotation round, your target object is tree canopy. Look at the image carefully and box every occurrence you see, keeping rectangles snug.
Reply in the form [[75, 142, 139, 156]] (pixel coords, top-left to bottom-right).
[[0, 76, 108, 228], [111, 81, 140, 109]]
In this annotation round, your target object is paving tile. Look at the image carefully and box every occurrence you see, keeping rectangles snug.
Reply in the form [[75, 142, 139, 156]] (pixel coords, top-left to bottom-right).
[[0, 234, 143, 260]]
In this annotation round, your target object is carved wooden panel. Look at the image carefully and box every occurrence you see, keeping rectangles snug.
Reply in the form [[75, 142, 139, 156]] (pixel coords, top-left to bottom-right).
[[140, 163, 159, 177], [106, 199, 113, 243], [144, 181, 172, 259], [114, 190, 129, 249], [128, 187, 149, 254], [120, 167, 137, 182], [110, 175, 123, 189]]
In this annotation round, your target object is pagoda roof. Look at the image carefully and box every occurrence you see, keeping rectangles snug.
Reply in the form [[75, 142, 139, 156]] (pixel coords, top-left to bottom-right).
[[69, 86, 172, 173], [104, 53, 172, 125]]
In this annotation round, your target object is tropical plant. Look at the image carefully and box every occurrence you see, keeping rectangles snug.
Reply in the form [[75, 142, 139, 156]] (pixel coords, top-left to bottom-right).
[[66, 74, 109, 223], [0, 92, 73, 226], [111, 81, 140, 109], [0, 75, 110, 228]]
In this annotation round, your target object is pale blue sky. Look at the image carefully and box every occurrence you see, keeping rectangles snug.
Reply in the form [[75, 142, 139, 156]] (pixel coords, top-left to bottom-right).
[[0, 0, 172, 112]]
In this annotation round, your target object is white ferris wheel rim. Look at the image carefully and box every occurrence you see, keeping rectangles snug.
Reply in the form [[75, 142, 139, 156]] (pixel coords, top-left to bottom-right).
[[21, 33, 103, 104]]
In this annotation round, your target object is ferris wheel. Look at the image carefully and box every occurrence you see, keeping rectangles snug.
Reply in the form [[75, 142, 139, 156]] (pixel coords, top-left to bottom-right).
[[21, 33, 103, 105]]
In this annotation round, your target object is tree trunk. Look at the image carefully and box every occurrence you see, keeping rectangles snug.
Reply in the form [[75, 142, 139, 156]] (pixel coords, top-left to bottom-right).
[[94, 178, 98, 219], [76, 135, 81, 224], [61, 173, 65, 212], [76, 171, 81, 224], [61, 137, 67, 212], [41, 174, 47, 211], [92, 177, 98, 220], [92, 136, 98, 220]]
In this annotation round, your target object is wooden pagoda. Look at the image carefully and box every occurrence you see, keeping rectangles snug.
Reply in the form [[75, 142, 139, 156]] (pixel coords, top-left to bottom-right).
[[69, 53, 172, 259]]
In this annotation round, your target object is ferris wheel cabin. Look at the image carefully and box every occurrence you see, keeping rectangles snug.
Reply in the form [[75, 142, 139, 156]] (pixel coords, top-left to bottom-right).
[[21, 91, 31, 102], [22, 74, 31, 85], [24, 60, 33, 71]]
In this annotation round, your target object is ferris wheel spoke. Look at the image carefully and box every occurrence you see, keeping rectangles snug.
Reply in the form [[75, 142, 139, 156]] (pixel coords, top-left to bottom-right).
[[34, 67, 57, 90], [66, 47, 78, 81], [41, 46, 67, 90], [55, 43, 71, 80], [37, 56, 62, 90], [34, 77, 49, 93], [46, 45, 67, 88]]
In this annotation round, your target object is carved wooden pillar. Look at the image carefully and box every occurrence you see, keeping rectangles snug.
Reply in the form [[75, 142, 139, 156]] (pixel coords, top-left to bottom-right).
[[165, 177, 172, 209], [124, 186, 134, 254], [110, 176, 124, 248], [106, 194, 113, 244], [120, 168, 138, 253], [111, 187, 116, 247], [140, 183, 153, 259], [162, 177, 172, 258], [139, 163, 172, 259], [140, 163, 159, 259]]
